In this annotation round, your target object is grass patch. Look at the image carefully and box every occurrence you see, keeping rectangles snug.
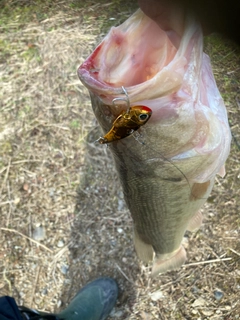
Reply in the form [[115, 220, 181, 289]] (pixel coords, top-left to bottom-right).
[[0, 0, 138, 34]]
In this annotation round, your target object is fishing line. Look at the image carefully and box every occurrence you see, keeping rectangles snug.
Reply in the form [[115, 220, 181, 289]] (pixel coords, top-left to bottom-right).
[[122, 129, 211, 201]]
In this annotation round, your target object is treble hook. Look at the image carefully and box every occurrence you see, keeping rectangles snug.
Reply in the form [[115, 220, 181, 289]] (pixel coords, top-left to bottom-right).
[[112, 86, 131, 114]]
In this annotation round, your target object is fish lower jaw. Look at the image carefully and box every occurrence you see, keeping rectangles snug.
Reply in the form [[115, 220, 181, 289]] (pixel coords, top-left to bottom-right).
[[151, 246, 186, 278]]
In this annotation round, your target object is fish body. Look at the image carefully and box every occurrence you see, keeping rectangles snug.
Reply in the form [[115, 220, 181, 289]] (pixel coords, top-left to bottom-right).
[[78, 10, 231, 276], [97, 105, 152, 144]]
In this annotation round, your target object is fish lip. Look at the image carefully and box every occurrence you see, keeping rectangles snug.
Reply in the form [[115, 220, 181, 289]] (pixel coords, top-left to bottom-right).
[[78, 66, 120, 94], [78, 65, 132, 106], [77, 41, 127, 100]]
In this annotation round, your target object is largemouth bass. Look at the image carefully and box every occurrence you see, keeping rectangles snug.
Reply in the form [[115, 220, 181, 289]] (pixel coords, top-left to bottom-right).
[[78, 9, 231, 277]]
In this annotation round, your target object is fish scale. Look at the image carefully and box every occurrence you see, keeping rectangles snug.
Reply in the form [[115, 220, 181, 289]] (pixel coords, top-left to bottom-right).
[[110, 140, 214, 253]]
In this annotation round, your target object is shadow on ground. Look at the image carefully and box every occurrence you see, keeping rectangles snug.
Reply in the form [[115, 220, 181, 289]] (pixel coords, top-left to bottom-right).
[[59, 126, 141, 318]]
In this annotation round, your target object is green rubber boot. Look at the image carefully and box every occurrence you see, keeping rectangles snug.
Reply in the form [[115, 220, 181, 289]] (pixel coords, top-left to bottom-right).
[[19, 277, 118, 320]]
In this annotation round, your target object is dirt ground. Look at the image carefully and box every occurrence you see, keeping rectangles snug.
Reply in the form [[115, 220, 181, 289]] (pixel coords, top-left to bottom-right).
[[0, 1, 239, 319]]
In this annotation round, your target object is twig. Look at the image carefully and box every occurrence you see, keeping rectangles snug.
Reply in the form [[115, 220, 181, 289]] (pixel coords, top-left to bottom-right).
[[0, 269, 22, 274], [0, 158, 11, 196], [7, 181, 12, 227], [228, 247, 240, 257], [218, 49, 236, 62], [0, 200, 13, 206], [3, 269, 12, 295], [184, 257, 232, 267], [204, 243, 228, 268], [52, 241, 72, 263], [236, 94, 240, 110], [30, 265, 41, 308], [1, 228, 53, 253], [12, 160, 42, 165], [160, 269, 196, 288], [115, 263, 140, 288], [0, 167, 7, 175], [42, 124, 71, 130]]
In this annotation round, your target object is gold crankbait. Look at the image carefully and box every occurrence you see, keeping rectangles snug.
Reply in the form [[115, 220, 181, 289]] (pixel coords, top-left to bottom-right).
[[97, 87, 152, 144]]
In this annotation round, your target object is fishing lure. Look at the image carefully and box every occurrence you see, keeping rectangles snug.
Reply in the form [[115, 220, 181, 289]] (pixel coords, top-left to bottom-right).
[[97, 87, 152, 144]]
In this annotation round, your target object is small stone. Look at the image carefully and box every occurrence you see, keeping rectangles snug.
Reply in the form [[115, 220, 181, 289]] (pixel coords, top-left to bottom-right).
[[57, 300, 62, 308], [41, 288, 48, 296], [117, 228, 123, 233], [140, 311, 151, 320], [150, 290, 164, 301], [191, 310, 198, 315], [32, 226, 46, 241], [214, 290, 224, 301], [117, 199, 124, 211], [57, 240, 64, 247], [49, 188, 55, 198], [23, 183, 29, 191], [192, 297, 206, 307], [14, 197, 20, 205], [191, 286, 199, 294], [60, 265, 69, 275], [202, 310, 213, 316], [110, 309, 123, 318], [110, 239, 116, 247]]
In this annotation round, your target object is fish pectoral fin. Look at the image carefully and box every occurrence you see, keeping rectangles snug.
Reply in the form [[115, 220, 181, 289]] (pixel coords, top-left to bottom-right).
[[187, 210, 203, 232], [218, 165, 226, 178], [133, 228, 154, 263], [151, 246, 186, 278], [190, 180, 210, 201]]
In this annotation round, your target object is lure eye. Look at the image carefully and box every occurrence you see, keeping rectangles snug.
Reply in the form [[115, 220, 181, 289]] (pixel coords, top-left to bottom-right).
[[139, 113, 149, 121]]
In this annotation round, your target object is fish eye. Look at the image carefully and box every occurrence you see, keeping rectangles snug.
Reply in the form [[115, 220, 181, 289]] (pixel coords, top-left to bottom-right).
[[139, 113, 149, 121]]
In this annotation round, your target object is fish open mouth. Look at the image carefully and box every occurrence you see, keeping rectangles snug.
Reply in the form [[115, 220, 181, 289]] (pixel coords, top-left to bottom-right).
[[86, 10, 177, 87], [78, 9, 190, 103]]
